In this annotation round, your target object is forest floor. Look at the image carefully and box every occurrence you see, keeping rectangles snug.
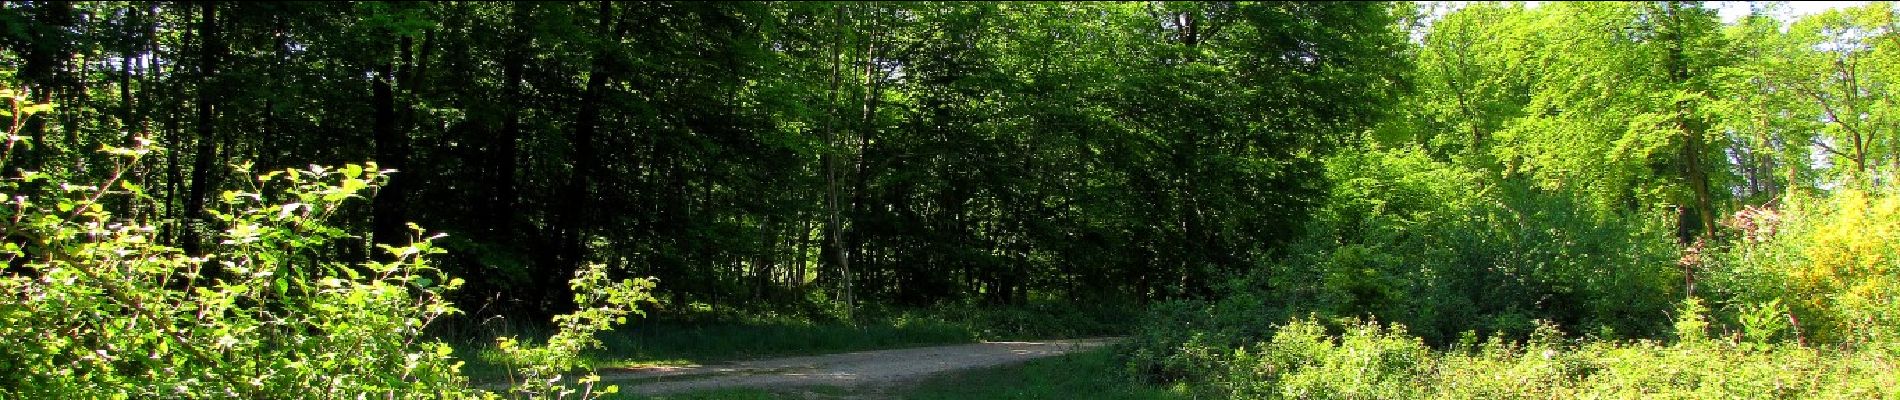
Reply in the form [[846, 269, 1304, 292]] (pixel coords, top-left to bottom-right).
[[610, 337, 1121, 397]]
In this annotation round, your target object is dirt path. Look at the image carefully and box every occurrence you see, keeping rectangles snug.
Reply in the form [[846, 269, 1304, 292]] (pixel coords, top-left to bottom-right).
[[610, 337, 1121, 396]]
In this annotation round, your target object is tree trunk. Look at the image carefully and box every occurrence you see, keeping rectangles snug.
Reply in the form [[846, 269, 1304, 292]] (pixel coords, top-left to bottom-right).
[[548, 1, 617, 308], [846, 8, 889, 309], [371, 34, 409, 252], [181, 2, 220, 256], [820, 5, 854, 318], [119, 11, 137, 147], [1664, 2, 1717, 243], [117, 5, 140, 217], [492, 2, 529, 237], [795, 215, 811, 288], [148, 2, 178, 244], [14, 2, 76, 176]]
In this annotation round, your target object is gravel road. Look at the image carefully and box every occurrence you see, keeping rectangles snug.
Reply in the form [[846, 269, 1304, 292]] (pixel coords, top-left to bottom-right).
[[610, 338, 1121, 396]]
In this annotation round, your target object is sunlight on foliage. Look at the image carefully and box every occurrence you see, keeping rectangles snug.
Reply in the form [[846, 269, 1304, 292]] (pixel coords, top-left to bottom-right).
[[0, 89, 653, 399], [1712, 182, 1900, 345], [1175, 315, 1900, 400]]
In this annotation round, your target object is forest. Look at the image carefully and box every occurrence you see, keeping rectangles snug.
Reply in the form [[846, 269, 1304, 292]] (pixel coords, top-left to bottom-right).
[[1, 1, 1897, 399]]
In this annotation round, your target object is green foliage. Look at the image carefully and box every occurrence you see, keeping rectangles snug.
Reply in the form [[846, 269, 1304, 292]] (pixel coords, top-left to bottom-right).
[[0, 93, 655, 398], [1, 1, 1419, 316], [1126, 145, 1682, 384], [920, 301, 1135, 340], [1132, 164, 1900, 399], [1152, 314, 1900, 400], [1708, 180, 1900, 345], [1760, 3, 1899, 180], [1220, 318, 1433, 399], [1673, 297, 1712, 344], [1110, 2, 1900, 398], [0, 152, 467, 396], [1124, 293, 1289, 384], [497, 264, 655, 399], [7, 1, 1898, 396]]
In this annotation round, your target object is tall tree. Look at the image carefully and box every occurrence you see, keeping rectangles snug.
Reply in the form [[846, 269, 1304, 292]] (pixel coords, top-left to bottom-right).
[[181, 1, 220, 255]]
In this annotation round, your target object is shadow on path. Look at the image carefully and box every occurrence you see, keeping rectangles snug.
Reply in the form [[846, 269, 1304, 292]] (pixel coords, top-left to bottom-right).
[[610, 337, 1123, 396]]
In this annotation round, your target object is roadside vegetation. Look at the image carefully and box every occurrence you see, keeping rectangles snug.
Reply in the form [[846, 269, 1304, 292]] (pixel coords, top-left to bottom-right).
[[1123, 2, 1900, 399]]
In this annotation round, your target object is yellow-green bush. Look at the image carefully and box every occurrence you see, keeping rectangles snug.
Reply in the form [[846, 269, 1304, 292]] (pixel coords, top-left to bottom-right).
[[1712, 183, 1900, 345], [0, 94, 652, 399]]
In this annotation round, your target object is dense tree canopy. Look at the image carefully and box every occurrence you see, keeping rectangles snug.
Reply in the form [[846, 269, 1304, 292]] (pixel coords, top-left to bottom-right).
[[0, 1, 1409, 316], [3, 0, 1896, 323]]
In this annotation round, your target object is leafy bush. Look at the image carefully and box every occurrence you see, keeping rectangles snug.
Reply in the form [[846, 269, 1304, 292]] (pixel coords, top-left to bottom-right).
[[1124, 294, 1285, 383], [1128, 145, 1683, 382], [1165, 310, 1899, 399], [0, 94, 652, 398], [1710, 183, 1900, 345], [1299, 146, 1682, 342], [1123, 145, 1900, 398], [1220, 318, 1433, 399]]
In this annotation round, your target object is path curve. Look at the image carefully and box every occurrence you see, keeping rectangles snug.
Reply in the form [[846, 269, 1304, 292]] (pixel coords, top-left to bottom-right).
[[610, 337, 1121, 395]]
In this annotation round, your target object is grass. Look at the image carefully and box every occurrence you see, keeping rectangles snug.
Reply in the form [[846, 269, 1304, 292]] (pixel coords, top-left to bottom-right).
[[899, 347, 1184, 400], [610, 347, 1184, 400]]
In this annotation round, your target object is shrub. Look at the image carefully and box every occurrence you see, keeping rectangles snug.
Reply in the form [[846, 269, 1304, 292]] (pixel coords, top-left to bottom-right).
[[1126, 145, 1687, 389], [0, 93, 652, 399], [1292, 145, 1682, 343], [1173, 312, 1899, 399], [1219, 318, 1432, 400], [1710, 183, 1900, 345], [1125, 147, 1900, 398]]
